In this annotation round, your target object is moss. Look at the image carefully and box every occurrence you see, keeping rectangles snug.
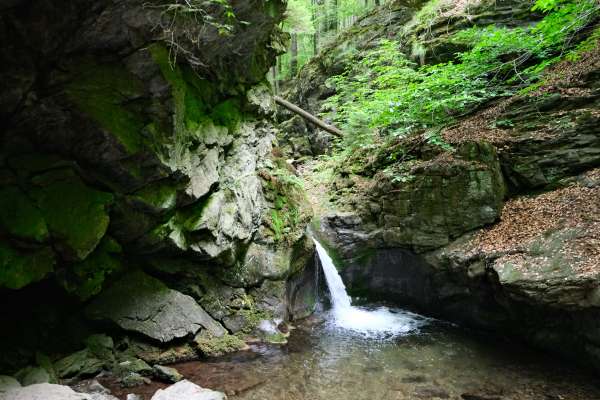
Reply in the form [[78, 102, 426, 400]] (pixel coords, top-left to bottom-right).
[[210, 99, 243, 132], [194, 331, 247, 357], [32, 170, 113, 260], [66, 60, 146, 154], [0, 186, 49, 242], [263, 332, 287, 344], [131, 181, 178, 212], [60, 236, 122, 301], [150, 44, 244, 140], [0, 242, 55, 289]]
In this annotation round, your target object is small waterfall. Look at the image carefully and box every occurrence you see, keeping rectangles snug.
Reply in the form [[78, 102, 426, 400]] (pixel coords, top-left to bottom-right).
[[312, 237, 427, 338], [313, 239, 351, 310]]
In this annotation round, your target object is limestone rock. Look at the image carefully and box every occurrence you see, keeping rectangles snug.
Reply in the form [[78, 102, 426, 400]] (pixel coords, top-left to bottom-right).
[[151, 380, 226, 400], [86, 271, 226, 343], [153, 365, 183, 383], [0, 383, 91, 400]]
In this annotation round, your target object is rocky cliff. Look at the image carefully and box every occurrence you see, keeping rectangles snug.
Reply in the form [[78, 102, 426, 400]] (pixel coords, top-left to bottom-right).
[[285, 0, 600, 372], [0, 0, 316, 379]]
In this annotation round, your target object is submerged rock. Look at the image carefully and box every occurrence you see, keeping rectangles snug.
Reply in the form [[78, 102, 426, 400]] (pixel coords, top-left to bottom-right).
[[151, 380, 226, 400], [86, 271, 226, 343]]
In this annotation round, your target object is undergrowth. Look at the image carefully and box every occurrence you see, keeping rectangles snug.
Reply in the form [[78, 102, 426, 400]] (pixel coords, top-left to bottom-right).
[[323, 0, 599, 152]]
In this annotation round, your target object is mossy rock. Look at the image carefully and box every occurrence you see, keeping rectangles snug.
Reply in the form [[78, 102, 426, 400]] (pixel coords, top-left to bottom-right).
[[0, 242, 55, 289], [130, 181, 178, 214], [0, 186, 49, 242], [31, 170, 113, 260], [66, 60, 146, 154], [60, 237, 122, 300], [193, 331, 247, 358]]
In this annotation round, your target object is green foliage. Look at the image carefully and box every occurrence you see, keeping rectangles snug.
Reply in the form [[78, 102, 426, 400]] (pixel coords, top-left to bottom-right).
[[324, 0, 599, 150]]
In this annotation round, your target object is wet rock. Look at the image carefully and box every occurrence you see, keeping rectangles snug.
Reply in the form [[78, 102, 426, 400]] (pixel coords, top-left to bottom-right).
[[114, 358, 153, 377], [153, 365, 183, 383], [150, 380, 227, 400], [193, 332, 248, 357], [0, 383, 92, 400], [119, 372, 150, 388], [86, 271, 226, 343], [72, 379, 119, 400]]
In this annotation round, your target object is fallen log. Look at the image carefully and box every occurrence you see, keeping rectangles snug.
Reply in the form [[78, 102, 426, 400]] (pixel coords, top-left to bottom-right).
[[274, 95, 344, 138]]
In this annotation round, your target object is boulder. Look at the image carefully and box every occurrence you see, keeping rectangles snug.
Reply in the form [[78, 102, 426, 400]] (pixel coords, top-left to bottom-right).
[[0, 383, 91, 400], [151, 380, 226, 400], [86, 271, 226, 343]]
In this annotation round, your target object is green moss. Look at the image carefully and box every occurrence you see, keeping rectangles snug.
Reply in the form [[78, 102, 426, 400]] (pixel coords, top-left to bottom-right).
[[150, 44, 244, 139], [61, 237, 122, 301], [32, 171, 113, 260], [131, 182, 178, 212], [0, 242, 55, 289], [194, 331, 247, 357], [0, 186, 49, 242], [210, 99, 242, 132], [263, 332, 287, 344], [66, 61, 146, 154]]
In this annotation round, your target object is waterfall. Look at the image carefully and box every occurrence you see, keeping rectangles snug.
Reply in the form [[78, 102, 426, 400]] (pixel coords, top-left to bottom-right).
[[314, 239, 351, 310], [312, 237, 427, 338]]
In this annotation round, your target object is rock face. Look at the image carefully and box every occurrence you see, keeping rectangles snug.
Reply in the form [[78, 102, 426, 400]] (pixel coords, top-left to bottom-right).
[[0, 0, 317, 373], [151, 380, 226, 400], [87, 271, 225, 343]]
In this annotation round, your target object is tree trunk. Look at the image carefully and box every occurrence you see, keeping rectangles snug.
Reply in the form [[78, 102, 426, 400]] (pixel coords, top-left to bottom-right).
[[290, 33, 299, 77], [274, 96, 344, 138]]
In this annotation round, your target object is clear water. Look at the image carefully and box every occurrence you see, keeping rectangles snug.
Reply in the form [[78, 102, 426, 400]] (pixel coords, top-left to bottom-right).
[[165, 316, 600, 400]]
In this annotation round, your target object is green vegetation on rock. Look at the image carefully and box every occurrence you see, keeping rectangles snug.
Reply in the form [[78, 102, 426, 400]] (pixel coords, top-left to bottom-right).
[[60, 237, 122, 301], [194, 331, 247, 357], [0, 243, 55, 290], [66, 61, 146, 154], [32, 171, 113, 260], [0, 186, 48, 242]]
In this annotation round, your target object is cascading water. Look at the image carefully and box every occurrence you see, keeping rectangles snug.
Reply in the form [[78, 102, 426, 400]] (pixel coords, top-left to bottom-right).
[[313, 238, 426, 338]]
